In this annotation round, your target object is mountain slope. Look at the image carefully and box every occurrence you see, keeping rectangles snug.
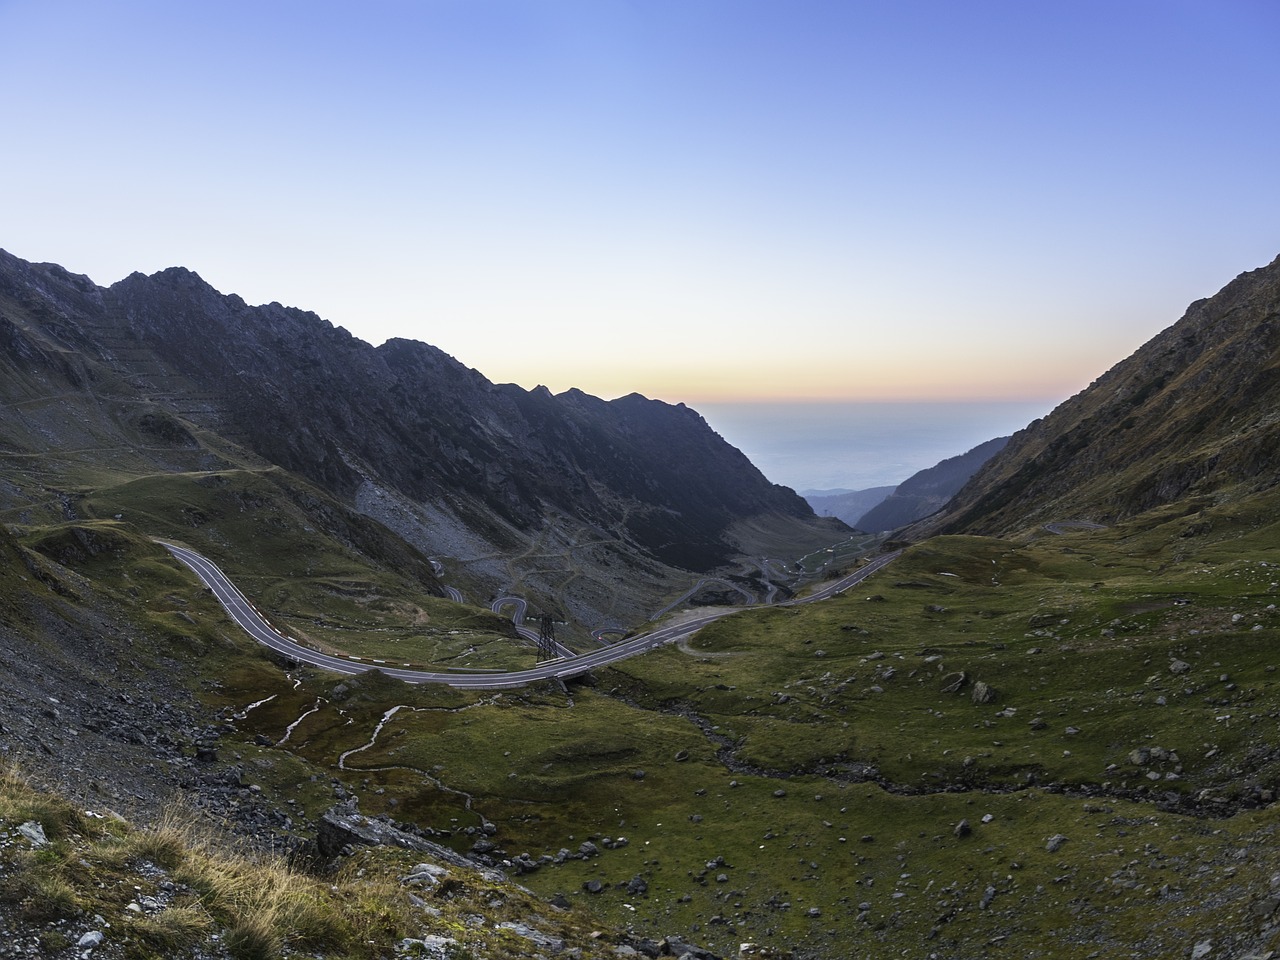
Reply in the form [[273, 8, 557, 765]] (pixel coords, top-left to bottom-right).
[[0, 249, 845, 627], [803, 484, 896, 526], [921, 254, 1280, 536], [6, 247, 1280, 958], [855, 435, 1009, 532]]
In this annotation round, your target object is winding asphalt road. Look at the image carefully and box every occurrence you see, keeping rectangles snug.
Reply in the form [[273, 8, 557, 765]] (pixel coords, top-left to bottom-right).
[[490, 595, 575, 658], [159, 540, 901, 690]]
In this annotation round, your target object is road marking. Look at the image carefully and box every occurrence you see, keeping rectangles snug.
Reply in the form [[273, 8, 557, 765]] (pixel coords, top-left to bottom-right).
[[157, 540, 900, 688]]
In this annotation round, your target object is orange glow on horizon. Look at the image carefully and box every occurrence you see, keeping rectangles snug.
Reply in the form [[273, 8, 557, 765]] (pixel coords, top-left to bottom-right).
[[463, 312, 1119, 409], [507, 362, 1089, 407]]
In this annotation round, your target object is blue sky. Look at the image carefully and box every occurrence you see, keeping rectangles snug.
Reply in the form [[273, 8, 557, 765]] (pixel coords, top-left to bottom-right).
[[3, 0, 1278, 403]]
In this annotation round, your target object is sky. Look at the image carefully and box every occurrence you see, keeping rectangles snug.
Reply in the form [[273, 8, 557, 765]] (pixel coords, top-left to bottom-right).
[[2, 0, 1279, 406]]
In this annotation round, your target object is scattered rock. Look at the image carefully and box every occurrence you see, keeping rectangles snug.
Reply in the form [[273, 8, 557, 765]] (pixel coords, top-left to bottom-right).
[[971, 681, 997, 705], [402, 862, 450, 889], [317, 805, 505, 881], [18, 820, 48, 846], [940, 671, 968, 694], [497, 921, 565, 954], [397, 934, 462, 959]]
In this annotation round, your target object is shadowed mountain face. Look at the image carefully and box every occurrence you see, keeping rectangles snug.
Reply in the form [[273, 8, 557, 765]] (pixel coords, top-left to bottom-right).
[[921, 254, 1280, 537], [854, 436, 1008, 533], [0, 250, 844, 620], [804, 485, 897, 527]]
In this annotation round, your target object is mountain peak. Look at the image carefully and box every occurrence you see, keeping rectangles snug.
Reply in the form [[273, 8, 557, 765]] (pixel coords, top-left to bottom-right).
[[922, 252, 1280, 536], [1, 248, 844, 625]]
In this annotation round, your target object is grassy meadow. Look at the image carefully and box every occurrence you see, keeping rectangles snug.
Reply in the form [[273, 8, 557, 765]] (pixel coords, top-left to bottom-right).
[[6, 457, 1280, 957], [184, 485, 1280, 957]]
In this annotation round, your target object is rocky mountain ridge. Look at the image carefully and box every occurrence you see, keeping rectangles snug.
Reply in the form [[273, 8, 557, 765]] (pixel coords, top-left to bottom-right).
[[6, 247, 1280, 958], [0, 249, 845, 626], [853, 435, 1008, 532], [918, 254, 1280, 537]]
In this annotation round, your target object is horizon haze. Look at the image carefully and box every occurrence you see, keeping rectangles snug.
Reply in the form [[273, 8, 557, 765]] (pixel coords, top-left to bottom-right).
[[699, 398, 1051, 492]]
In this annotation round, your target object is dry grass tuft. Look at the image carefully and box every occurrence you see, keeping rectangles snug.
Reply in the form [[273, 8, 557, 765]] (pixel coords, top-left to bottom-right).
[[224, 908, 283, 960], [126, 807, 197, 870], [0, 762, 97, 841], [127, 905, 215, 952], [12, 871, 81, 922]]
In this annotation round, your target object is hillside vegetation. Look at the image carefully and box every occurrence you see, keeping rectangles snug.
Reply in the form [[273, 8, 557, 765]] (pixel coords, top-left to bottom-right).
[[924, 254, 1280, 537], [0, 763, 642, 960], [209, 490, 1280, 959], [0, 247, 844, 632], [4, 249, 1280, 957]]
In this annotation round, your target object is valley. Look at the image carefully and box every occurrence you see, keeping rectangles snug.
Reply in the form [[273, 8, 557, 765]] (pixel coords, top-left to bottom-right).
[[2, 249, 1280, 958], [191, 503, 1279, 959]]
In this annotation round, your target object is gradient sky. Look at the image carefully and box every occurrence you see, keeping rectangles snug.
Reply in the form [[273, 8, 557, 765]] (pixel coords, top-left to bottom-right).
[[3, 1, 1278, 404]]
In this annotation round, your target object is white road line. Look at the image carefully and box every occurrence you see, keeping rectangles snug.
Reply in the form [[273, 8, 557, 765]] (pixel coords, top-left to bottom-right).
[[157, 540, 900, 688]]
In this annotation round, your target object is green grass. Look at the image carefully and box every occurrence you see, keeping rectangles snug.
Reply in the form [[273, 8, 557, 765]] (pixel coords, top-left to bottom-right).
[[610, 521, 1280, 798], [17, 468, 536, 670], [11, 430, 1280, 956], [192, 487, 1280, 957]]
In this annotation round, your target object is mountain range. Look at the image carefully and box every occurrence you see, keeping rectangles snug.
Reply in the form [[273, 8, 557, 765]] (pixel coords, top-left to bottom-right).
[[0, 249, 844, 632], [918, 254, 1280, 536], [4, 248, 1280, 960], [802, 484, 896, 526], [803, 435, 1009, 532]]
